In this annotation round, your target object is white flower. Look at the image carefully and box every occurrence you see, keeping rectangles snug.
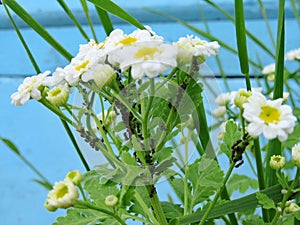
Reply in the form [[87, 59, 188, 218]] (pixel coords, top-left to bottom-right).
[[174, 35, 220, 65], [105, 28, 163, 51], [262, 63, 275, 75], [243, 92, 296, 142], [292, 143, 300, 167], [269, 155, 286, 170], [285, 48, 300, 61], [46, 180, 78, 209], [212, 106, 226, 118], [215, 92, 235, 106], [110, 42, 178, 79], [11, 71, 50, 106], [262, 63, 275, 81]]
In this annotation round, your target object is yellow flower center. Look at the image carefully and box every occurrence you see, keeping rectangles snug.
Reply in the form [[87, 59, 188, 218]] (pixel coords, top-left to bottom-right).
[[75, 60, 89, 71], [135, 47, 159, 60], [48, 87, 61, 97], [55, 185, 69, 199], [119, 36, 137, 46], [259, 105, 281, 124]]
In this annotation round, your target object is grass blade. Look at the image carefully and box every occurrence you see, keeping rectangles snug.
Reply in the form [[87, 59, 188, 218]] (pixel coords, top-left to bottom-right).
[[5, 0, 73, 61], [88, 0, 145, 30], [234, 0, 249, 75], [144, 8, 261, 70], [266, 0, 286, 187], [80, 0, 98, 41], [178, 180, 300, 224], [95, 6, 114, 35], [204, 0, 275, 58], [57, 0, 90, 41]]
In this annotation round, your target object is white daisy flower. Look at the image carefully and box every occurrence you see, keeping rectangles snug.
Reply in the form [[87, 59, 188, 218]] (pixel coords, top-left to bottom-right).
[[174, 35, 220, 65], [46, 180, 78, 209], [215, 92, 235, 106], [285, 48, 300, 61], [46, 86, 69, 106], [11, 71, 50, 106], [262, 63, 275, 81], [292, 143, 300, 167], [110, 42, 178, 79], [243, 92, 296, 142]]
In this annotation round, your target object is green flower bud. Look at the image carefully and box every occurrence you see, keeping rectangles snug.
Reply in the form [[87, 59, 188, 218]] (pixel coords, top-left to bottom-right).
[[269, 155, 286, 170], [44, 199, 57, 212], [65, 170, 82, 185], [46, 86, 69, 106], [234, 89, 251, 109], [105, 195, 118, 207]]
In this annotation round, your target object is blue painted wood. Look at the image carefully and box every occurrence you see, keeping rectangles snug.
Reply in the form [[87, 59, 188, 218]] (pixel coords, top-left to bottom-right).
[[0, 1, 299, 225]]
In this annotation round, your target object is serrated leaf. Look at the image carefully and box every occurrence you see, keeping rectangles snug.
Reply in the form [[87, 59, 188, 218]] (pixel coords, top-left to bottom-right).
[[223, 120, 241, 147], [256, 192, 276, 209], [188, 157, 224, 207], [52, 208, 115, 225], [242, 215, 265, 225], [227, 174, 258, 195], [152, 147, 173, 162], [121, 152, 137, 166], [1, 137, 20, 155], [161, 201, 184, 218]]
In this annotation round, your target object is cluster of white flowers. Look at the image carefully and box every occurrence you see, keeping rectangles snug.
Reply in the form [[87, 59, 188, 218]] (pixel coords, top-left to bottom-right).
[[44, 170, 82, 212], [11, 27, 220, 106], [214, 88, 296, 142]]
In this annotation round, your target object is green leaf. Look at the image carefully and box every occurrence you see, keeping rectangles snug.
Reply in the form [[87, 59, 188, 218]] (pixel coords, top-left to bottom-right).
[[223, 120, 241, 148], [188, 157, 224, 207], [242, 215, 266, 225], [1, 137, 20, 155], [52, 207, 115, 225], [5, 0, 73, 61], [256, 192, 276, 210], [227, 174, 258, 196], [161, 201, 184, 218], [88, 0, 145, 29]]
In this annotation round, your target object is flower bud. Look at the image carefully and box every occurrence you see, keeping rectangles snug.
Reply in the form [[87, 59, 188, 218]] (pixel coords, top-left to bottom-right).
[[292, 143, 300, 167], [234, 89, 251, 109], [46, 86, 69, 106], [269, 155, 286, 170], [44, 199, 57, 212], [46, 180, 79, 209], [285, 202, 300, 213], [65, 170, 82, 185], [105, 195, 118, 207]]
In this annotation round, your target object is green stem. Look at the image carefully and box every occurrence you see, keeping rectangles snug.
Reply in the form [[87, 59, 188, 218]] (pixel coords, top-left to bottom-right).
[[134, 190, 160, 225], [75, 201, 126, 225], [146, 185, 169, 225], [198, 162, 235, 225], [253, 138, 269, 221], [270, 168, 300, 225]]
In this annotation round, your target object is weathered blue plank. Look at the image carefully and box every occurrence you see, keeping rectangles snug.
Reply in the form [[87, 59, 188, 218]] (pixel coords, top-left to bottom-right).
[[0, 0, 298, 29]]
